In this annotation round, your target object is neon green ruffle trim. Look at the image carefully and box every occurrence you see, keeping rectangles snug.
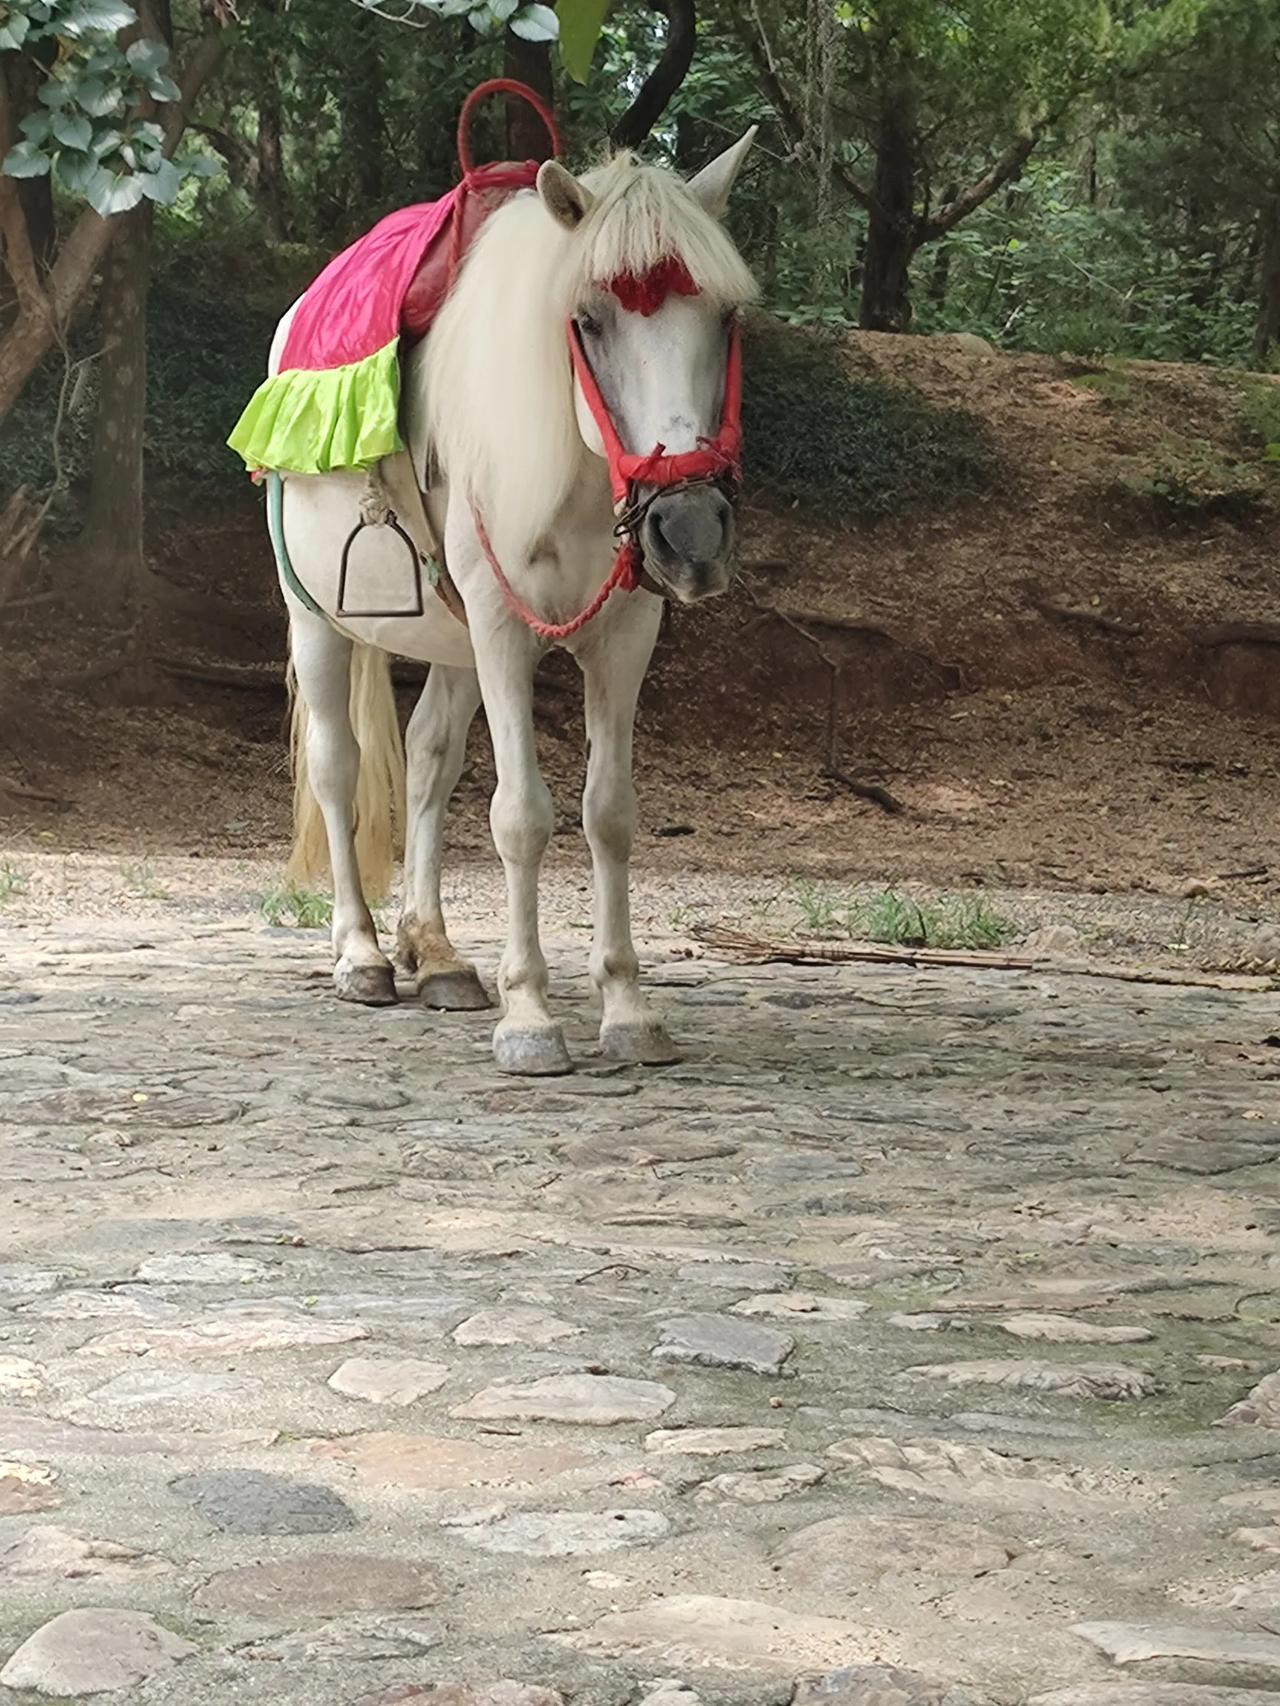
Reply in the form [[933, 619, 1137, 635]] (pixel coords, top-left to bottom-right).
[[227, 338, 402, 475]]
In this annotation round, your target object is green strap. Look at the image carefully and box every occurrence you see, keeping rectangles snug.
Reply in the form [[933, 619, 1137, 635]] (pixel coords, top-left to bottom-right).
[[266, 471, 325, 617]]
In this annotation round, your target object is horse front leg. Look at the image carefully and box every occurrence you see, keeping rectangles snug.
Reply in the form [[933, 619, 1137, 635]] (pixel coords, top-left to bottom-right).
[[400, 665, 490, 1010], [577, 597, 677, 1064], [470, 621, 570, 1076]]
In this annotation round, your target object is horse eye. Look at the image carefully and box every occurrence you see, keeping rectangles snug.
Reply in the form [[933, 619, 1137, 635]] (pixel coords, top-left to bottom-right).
[[578, 311, 603, 339]]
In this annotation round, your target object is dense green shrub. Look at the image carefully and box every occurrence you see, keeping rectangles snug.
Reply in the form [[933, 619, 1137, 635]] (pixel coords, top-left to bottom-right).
[[741, 320, 996, 518]]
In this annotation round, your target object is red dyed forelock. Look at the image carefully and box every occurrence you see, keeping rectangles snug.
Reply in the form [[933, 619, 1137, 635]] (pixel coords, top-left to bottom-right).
[[605, 256, 700, 316]]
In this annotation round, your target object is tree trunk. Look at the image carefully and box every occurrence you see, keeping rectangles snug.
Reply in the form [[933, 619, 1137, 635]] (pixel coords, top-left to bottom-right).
[[256, 87, 287, 241], [926, 181, 957, 308], [859, 75, 918, 332], [340, 11, 385, 212], [1253, 194, 1280, 369], [4, 58, 55, 265], [504, 28, 555, 161], [78, 204, 152, 626]]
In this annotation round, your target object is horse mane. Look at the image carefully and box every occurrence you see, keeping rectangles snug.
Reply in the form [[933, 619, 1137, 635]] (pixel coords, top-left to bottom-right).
[[422, 152, 757, 561]]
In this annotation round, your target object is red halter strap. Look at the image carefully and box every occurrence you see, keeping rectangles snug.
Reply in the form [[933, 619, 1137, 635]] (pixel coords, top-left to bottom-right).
[[567, 315, 743, 510]]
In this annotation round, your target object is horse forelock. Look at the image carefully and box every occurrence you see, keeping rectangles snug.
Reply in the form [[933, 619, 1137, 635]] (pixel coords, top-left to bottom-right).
[[421, 153, 756, 558], [570, 155, 758, 310]]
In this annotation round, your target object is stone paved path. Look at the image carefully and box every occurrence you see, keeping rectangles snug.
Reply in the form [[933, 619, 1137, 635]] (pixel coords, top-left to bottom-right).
[[2, 911, 1280, 1705]]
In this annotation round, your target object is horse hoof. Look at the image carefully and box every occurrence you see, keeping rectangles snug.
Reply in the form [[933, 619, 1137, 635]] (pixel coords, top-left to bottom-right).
[[493, 1025, 573, 1076], [419, 967, 492, 1011], [334, 961, 398, 1006], [600, 1023, 681, 1065]]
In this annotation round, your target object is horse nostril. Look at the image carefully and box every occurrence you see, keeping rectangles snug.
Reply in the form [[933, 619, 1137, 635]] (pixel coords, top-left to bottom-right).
[[644, 489, 732, 568]]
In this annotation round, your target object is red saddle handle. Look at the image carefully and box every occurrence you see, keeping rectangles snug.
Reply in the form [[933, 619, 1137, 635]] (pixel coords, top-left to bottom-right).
[[456, 78, 562, 176]]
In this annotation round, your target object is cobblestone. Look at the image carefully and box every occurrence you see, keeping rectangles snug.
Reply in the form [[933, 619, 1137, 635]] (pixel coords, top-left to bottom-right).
[[1, 909, 1279, 1703]]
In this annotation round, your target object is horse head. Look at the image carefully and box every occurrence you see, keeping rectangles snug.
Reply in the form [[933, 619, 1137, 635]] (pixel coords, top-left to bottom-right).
[[537, 133, 758, 605]]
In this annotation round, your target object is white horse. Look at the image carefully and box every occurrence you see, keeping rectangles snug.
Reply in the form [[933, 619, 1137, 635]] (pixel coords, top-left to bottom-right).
[[271, 133, 757, 1075]]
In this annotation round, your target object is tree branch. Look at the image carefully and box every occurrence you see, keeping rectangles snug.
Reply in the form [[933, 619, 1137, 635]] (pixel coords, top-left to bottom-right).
[[917, 121, 1048, 244], [611, 0, 697, 150], [728, 0, 871, 210]]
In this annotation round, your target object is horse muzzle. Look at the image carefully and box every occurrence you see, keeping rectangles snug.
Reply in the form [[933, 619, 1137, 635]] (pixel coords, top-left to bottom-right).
[[639, 485, 736, 604]]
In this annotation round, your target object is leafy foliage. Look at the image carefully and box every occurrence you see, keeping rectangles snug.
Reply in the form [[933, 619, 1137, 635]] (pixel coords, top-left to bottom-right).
[[0, 0, 214, 216], [741, 319, 995, 518]]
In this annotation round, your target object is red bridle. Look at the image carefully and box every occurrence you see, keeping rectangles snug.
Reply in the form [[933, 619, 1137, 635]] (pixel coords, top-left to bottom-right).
[[473, 299, 743, 643]]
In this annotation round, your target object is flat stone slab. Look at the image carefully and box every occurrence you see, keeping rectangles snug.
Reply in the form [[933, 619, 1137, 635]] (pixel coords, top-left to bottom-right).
[[309, 1431, 592, 1490], [0, 1404, 274, 1457], [897, 1360, 1159, 1400], [552, 1593, 890, 1672], [451, 1306, 582, 1346], [0, 1608, 194, 1695], [1219, 1369, 1280, 1426], [328, 1357, 450, 1406], [1072, 1622, 1280, 1675], [694, 1463, 825, 1504], [653, 1313, 794, 1375], [731, 1292, 870, 1321], [170, 1469, 356, 1534], [80, 1315, 370, 1357], [1032, 1688, 1280, 1704], [237, 1618, 443, 1662], [355, 1685, 564, 1706], [794, 1665, 981, 1705], [87, 1368, 261, 1407], [0, 1525, 171, 1580], [195, 1552, 445, 1615], [457, 1508, 671, 1555], [452, 1373, 675, 1425], [775, 1515, 1023, 1589], [645, 1425, 785, 1455], [997, 1313, 1154, 1344]]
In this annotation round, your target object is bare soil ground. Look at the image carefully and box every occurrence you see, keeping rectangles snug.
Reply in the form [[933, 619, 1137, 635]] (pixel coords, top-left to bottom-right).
[[3, 330, 1280, 943]]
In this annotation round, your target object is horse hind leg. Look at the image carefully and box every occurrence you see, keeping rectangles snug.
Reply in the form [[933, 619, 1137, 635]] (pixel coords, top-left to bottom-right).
[[399, 664, 491, 1011], [288, 607, 398, 1006]]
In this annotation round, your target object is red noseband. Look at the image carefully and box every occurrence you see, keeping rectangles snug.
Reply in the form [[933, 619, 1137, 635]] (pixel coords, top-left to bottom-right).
[[567, 316, 744, 511]]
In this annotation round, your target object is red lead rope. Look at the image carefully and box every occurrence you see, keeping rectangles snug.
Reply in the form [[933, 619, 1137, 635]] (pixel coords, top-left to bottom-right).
[[473, 318, 744, 641]]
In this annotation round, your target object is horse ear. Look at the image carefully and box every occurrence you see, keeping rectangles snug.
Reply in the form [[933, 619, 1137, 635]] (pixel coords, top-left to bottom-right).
[[687, 126, 758, 218], [537, 160, 594, 230]]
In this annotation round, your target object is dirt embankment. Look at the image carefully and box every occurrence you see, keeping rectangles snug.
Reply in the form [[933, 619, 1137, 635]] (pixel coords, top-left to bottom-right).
[[3, 330, 1280, 906]]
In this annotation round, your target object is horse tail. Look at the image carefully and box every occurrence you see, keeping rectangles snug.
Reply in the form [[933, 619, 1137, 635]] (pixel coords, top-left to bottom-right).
[[286, 643, 405, 902]]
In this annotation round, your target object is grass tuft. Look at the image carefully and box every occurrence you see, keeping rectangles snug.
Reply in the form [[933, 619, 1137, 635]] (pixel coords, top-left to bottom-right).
[[258, 881, 334, 929], [782, 879, 1016, 951], [0, 860, 29, 903]]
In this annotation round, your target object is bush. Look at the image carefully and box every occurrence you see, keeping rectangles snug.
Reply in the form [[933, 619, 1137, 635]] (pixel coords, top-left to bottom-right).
[[741, 319, 995, 519]]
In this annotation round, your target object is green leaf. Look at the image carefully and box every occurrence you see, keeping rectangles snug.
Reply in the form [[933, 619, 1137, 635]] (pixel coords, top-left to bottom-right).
[[77, 77, 121, 118], [19, 111, 53, 144], [39, 81, 75, 110], [61, 0, 137, 36], [125, 37, 169, 76], [509, 2, 558, 41], [51, 111, 94, 151], [146, 71, 181, 101], [56, 148, 98, 193], [2, 140, 52, 179], [175, 150, 220, 178], [85, 166, 145, 216], [0, 13, 31, 49], [138, 155, 180, 203], [468, 4, 496, 27], [489, 0, 520, 17], [557, 0, 609, 81]]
